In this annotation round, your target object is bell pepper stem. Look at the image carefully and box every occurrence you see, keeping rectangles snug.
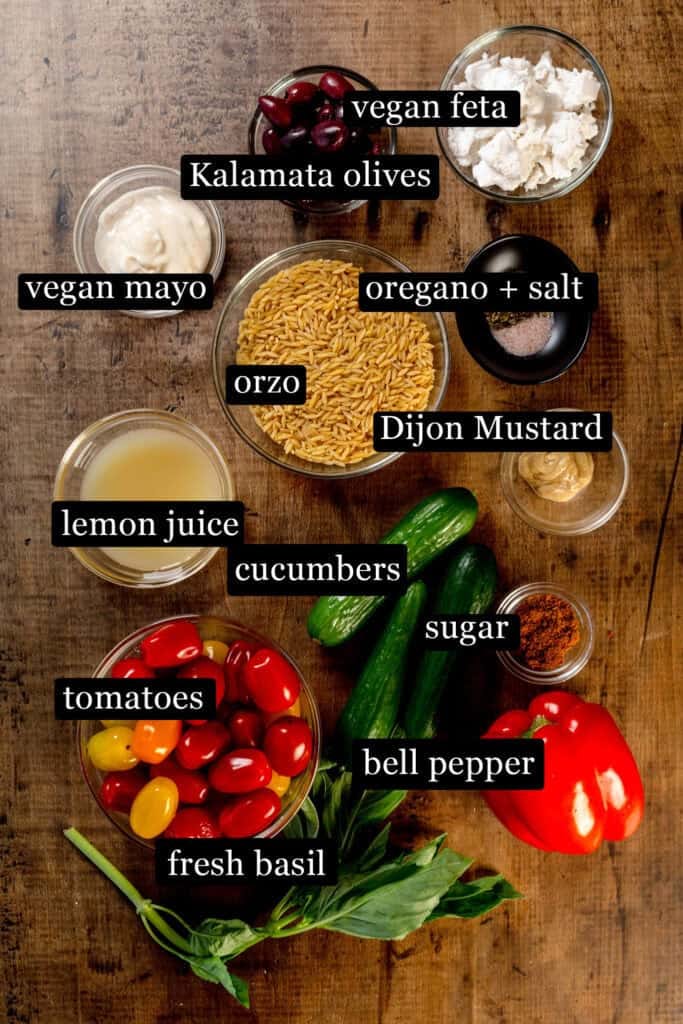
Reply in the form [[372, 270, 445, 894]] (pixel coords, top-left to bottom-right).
[[521, 715, 551, 739]]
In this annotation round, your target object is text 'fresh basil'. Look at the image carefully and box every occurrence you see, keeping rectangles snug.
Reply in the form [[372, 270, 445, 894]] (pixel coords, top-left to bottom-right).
[[345, 90, 521, 128], [52, 501, 244, 547], [373, 411, 612, 453], [358, 272, 598, 312], [353, 739, 544, 790], [181, 155, 439, 200], [156, 839, 337, 885], [228, 544, 408, 596], [226, 365, 306, 405], [18, 273, 213, 311], [55, 678, 216, 720]]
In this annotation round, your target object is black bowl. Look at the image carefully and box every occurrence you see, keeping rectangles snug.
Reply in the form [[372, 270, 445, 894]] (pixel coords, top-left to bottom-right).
[[455, 235, 592, 385]]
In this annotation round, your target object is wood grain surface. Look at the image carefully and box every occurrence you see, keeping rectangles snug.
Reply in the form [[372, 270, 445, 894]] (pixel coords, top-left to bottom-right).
[[1, 0, 681, 1021]]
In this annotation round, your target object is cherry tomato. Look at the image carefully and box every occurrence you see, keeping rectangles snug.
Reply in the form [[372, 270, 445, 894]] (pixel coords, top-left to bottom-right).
[[226, 708, 264, 749], [263, 697, 300, 727], [178, 656, 226, 725], [131, 720, 182, 764], [263, 716, 312, 777], [129, 777, 179, 839], [219, 790, 281, 838], [111, 657, 155, 679], [267, 770, 291, 797], [150, 760, 208, 804], [243, 648, 301, 714], [202, 639, 230, 665], [224, 640, 257, 703], [176, 721, 230, 771], [99, 768, 147, 812], [140, 619, 202, 670], [209, 748, 272, 793], [88, 726, 139, 772], [164, 807, 222, 839], [100, 719, 137, 729]]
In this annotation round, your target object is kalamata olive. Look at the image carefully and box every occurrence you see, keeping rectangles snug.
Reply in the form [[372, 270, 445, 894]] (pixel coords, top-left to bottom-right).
[[319, 70, 354, 100], [370, 139, 383, 155], [334, 102, 345, 120], [262, 127, 283, 155], [280, 124, 309, 150], [311, 119, 349, 153], [348, 127, 372, 152], [286, 80, 319, 106], [316, 101, 335, 122], [258, 95, 293, 130]]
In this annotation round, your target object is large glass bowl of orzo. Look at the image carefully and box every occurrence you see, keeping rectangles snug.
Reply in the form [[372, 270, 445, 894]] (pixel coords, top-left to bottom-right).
[[212, 240, 450, 478]]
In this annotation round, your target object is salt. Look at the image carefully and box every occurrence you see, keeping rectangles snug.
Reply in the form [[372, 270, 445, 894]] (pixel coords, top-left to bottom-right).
[[489, 313, 553, 357]]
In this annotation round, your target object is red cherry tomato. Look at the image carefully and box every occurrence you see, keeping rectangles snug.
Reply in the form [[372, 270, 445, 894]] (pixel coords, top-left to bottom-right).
[[218, 790, 281, 838], [224, 640, 257, 703], [208, 748, 272, 794], [99, 768, 147, 812], [131, 720, 182, 764], [177, 656, 226, 724], [150, 760, 208, 805], [226, 708, 264, 749], [263, 716, 312, 776], [111, 657, 155, 680], [243, 648, 301, 714], [175, 721, 230, 771], [140, 619, 202, 670], [164, 807, 222, 839]]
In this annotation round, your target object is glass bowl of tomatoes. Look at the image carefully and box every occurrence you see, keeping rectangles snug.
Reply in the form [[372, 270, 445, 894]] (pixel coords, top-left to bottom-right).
[[77, 614, 321, 849]]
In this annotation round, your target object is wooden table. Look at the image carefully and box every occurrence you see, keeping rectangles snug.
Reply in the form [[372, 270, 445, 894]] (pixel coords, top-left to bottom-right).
[[3, 1, 681, 1021]]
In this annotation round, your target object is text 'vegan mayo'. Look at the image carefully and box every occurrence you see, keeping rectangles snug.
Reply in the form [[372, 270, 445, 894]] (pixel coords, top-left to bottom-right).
[[94, 187, 211, 274], [518, 451, 594, 502]]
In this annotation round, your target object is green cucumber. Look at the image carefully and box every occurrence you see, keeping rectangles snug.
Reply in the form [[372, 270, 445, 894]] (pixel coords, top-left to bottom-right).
[[307, 488, 478, 647], [336, 580, 427, 765], [402, 543, 497, 740]]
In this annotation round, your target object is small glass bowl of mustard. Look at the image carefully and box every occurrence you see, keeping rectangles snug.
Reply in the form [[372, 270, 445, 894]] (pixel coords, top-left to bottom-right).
[[499, 413, 629, 536], [496, 582, 594, 685], [73, 164, 225, 319]]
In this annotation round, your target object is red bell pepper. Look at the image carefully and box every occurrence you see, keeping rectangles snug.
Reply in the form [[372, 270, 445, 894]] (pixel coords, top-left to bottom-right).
[[483, 691, 644, 854]]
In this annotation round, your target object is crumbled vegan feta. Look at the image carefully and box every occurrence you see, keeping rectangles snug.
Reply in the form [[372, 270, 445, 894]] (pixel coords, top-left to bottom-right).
[[447, 50, 601, 192]]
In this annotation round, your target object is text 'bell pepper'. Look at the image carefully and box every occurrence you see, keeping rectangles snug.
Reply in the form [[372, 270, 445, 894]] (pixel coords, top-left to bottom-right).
[[483, 691, 644, 854]]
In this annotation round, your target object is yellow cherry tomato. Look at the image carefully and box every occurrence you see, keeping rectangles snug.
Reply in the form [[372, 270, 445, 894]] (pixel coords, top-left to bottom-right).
[[131, 720, 182, 764], [264, 697, 301, 727], [267, 770, 291, 797], [88, 727, 139, 772], [202, 639, 230, 665], [129, 777, 179, 839], [100, 719, 136, 729]]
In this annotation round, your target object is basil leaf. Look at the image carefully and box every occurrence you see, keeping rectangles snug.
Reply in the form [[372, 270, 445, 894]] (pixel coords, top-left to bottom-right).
[[352, 788, 407, 829], [190, 955, 250, 1007], [321, 770, 353, 842], [429, 874, 522, 921], [350, 822, 392, 872], [191, 918, 261, 959]]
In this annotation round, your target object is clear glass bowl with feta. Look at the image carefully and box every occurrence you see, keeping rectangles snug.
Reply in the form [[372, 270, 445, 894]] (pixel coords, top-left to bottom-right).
[[437, 26, 613, 203]]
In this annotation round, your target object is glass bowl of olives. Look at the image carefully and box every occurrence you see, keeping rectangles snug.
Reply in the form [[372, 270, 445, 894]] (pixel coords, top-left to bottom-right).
[[248, 65, 398, 216]]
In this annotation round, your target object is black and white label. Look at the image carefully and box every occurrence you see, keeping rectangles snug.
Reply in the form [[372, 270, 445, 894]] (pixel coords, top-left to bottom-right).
[[423, 615, 520, 650], [52, 501, 244, 547], [358, 272, 598, 312], [373, 411, 612, 452], [156, 839, 337, 884], [54, 678, 216, 720], [228, 544, 408, 596], [353, 740, 544, 790], [345, 90, 521, 128], [180, 155, 439, 200], [226, 365, 307, 405], [18, 273, 213, 311]]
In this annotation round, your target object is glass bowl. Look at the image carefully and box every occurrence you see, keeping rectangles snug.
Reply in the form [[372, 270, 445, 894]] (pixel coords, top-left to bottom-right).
[[212, 239, 450, 479], [73, 164, 225, 318], [500, 414, 629, 535], [54, 409, 235, 588], [77, 614, 321, 850], [437, 26, 613, 203], [496, 582, 594, 684], [248, 64, 397, 216]]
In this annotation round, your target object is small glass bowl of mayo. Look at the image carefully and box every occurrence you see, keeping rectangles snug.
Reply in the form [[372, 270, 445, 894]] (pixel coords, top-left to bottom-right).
[[500, 409, 629, 536], [73, 165, 225, 318]]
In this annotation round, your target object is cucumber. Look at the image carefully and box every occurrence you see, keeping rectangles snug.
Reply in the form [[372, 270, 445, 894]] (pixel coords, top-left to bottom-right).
[[307, 488, 478, 647], [402, 543, 497, 740], [336, 580, 427, 765]]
